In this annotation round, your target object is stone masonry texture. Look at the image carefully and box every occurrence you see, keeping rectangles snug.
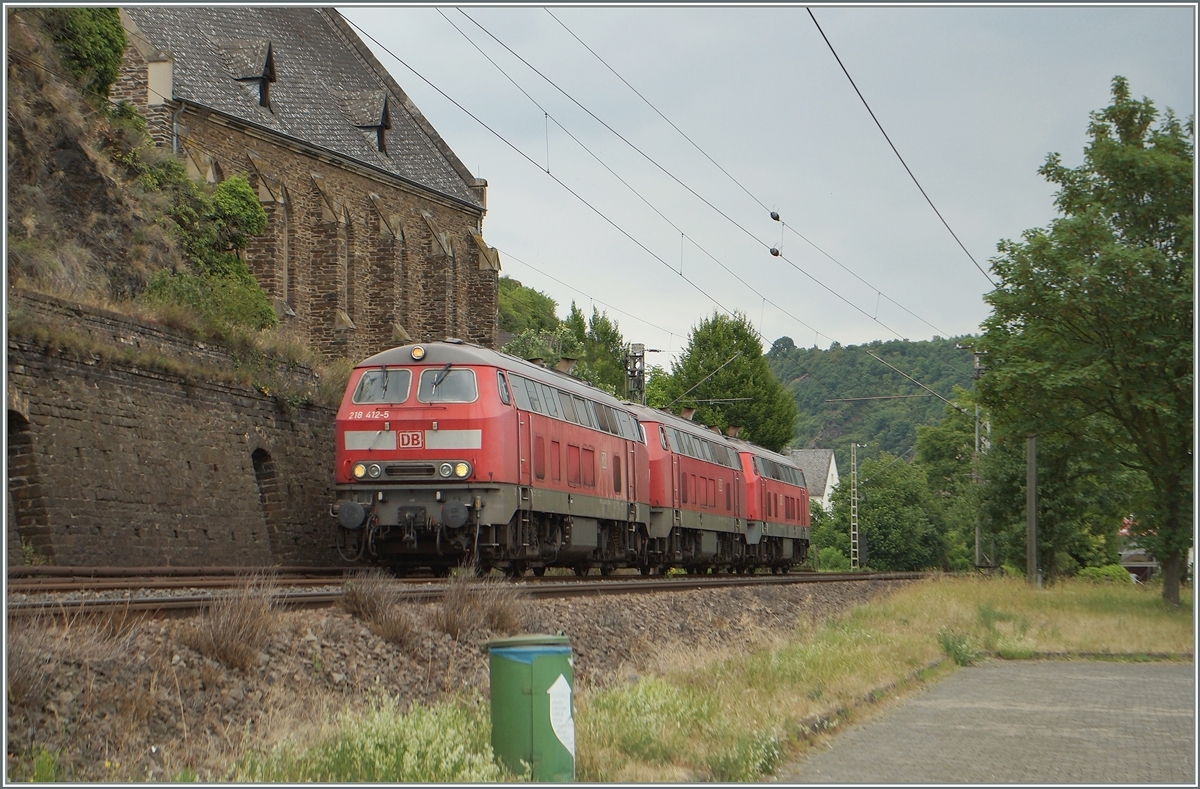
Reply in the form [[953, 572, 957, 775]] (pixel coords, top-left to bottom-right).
[[6, 300, 339, 568]]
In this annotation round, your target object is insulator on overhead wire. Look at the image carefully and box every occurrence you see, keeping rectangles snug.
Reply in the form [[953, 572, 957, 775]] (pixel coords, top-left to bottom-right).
[[770, 211, 780, 221], [769, 248, 780, 257]]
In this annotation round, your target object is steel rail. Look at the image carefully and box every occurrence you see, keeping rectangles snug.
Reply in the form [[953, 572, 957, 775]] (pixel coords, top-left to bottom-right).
[[6, 572, 923, 618]]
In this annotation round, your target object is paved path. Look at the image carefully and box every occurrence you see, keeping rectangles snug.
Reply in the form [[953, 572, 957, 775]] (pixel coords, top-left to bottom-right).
[[778, 660, 1194, 784]]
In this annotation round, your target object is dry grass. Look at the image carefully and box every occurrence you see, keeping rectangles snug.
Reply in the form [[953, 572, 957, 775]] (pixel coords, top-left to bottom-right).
[[180, 578, 275, 672], [430, 573, 530, 639], [6, 612, 136, 707], [341, 569, 397, 622], [341, 569, 423, 652]]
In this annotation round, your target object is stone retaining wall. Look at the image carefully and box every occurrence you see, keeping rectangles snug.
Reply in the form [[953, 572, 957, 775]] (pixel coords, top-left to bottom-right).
[[6, 297, 340, 567]]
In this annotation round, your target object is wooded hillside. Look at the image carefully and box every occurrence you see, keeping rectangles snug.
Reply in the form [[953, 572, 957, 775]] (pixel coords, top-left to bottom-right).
[[766, 335, 976, 469]]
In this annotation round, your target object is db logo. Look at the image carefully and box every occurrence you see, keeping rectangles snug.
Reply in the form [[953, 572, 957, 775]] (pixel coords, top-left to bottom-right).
[[398, 431, 423, 449]]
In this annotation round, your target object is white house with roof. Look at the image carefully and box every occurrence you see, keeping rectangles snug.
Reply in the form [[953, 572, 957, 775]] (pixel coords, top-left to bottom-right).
[[788, 449, 839, 511]]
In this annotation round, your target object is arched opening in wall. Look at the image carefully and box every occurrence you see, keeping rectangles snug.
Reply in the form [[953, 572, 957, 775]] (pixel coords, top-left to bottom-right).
[[7, 409, 51, 564], [251, 448, 284, 559]]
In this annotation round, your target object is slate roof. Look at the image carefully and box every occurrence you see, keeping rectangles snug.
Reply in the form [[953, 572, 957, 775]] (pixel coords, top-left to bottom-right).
[[123, 7, 483, 210], [788, 449, 836, 495]]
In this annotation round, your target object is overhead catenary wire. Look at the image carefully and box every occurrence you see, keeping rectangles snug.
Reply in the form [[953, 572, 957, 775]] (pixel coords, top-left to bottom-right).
[[545, 7, 772, 216], [428, 11, 832, 347], [344, 17, 739, 321], [445, 12, 972, 380], [544, 6, 966, 355], [806, 7, 998, 287]]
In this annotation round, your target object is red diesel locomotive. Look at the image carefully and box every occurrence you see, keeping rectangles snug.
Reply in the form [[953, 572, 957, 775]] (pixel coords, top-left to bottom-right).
[[331, 341, 809, 575]]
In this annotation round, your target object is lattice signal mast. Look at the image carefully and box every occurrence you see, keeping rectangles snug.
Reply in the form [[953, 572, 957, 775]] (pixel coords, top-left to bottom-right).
[[850, 442, 864, 570], [624, 343, 646, 405]]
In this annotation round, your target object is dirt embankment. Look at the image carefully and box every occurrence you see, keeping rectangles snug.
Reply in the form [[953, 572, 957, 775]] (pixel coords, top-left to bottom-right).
[[5, 579, 905, 781]]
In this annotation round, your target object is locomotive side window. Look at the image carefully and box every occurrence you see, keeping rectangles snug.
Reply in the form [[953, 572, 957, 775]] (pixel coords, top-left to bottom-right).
[[418, 369, 478, 403], [522, 378, 542, 413], [572, 396, 594, 428], [592, 404, 612, 434], [659, 426, 669, 451], [558, 391, 578, 423], [352, 368, 412, 404], [497, 370, 511, 405], [538, 383, 560, 418], [508, 375, 533, 411]]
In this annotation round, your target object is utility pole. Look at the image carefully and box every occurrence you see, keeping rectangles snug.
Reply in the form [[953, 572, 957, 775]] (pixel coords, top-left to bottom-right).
[[1026, 434, 1038, 586], [958, 344, 990, 570], [850, 442, 864, 570]]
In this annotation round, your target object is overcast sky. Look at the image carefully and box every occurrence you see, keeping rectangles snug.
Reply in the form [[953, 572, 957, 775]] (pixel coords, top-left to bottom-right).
[[340, 4, 1195, 362]]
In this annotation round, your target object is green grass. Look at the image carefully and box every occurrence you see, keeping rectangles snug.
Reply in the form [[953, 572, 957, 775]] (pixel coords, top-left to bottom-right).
[[573, 575, 1192, 782], [232, 693, 518, 782]]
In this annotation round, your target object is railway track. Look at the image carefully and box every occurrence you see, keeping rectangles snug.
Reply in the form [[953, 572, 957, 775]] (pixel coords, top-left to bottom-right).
[[6, 567, 924, 618]]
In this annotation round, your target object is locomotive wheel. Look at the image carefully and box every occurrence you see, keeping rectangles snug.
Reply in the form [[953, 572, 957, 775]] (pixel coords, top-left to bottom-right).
[[599, 564, 613, 577], [432, 566, 451, 578], [573, 564, 589, 577], [504, 562, 526, 578], [639, 565, 652, 576], [532, 566, 547, 577]]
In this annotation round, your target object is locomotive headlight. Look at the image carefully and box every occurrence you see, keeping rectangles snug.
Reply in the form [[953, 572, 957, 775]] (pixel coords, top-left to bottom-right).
[[439, 462, 454, 478], [352, 463, 367, 479], [411, 346, 426, 360], [453, 462, 471, 479], [367, 463, 382, 479]]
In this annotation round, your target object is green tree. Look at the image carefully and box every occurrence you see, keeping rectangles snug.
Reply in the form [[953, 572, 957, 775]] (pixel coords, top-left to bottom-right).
[[663, 312, 797, 452], [767, 335, 975, 469], [501, 325, 584, 370], [645, 365, 672, 409], [978, 428, 1126, 580], [978, 77, 1193, 604], [568, 304, 626, 396], [40, 7, 126, 99], [497, 277, 559, 334], [827, 452, 943, 571], [914, 389, 980, 571]]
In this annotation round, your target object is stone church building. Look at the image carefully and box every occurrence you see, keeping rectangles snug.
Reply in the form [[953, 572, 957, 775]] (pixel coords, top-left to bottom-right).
[[112, 7, 500, 358]]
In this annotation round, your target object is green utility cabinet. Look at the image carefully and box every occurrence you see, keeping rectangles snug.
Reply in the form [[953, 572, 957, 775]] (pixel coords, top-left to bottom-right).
[[486, 634, 575, 781]]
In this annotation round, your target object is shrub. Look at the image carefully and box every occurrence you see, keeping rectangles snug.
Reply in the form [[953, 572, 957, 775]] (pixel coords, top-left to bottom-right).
[[936, 628, 977, 666], [181, 579, 275, 672], [817, 546, 850, 572], [39, 8, 126, 99], [706, 734, 783, 781], [1077, 564, 1134, 584]]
